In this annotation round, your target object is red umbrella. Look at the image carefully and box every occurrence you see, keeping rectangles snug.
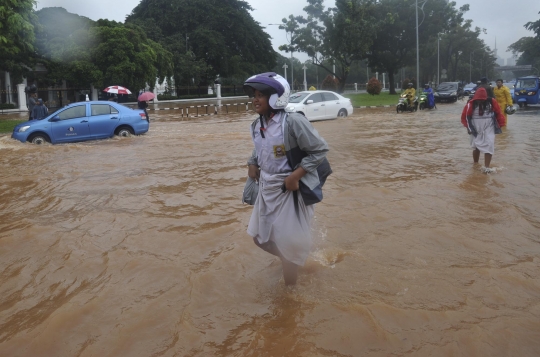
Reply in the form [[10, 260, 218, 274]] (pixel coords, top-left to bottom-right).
[[103, 85, 132, 95], [138, 92, 155, 101]]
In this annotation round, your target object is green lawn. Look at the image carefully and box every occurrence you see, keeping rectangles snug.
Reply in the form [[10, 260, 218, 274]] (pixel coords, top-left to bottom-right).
[[343, 91, 404, 107], [0, 120, 26, 133]]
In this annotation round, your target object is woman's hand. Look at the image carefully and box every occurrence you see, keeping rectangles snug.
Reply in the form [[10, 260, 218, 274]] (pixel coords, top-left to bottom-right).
[[284, 175, 300, 191], [283, 167, 307, 191], [248, 165, 260, 181]]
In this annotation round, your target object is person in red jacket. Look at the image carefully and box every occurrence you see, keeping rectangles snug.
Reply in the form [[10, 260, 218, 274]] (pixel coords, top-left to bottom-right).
[[461, 87, 505, 172]]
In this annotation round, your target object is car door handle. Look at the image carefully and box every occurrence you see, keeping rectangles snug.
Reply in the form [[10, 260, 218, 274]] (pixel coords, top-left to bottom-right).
[[110, 116, 118, 119], [81, 120, 88, 123], [321, 104, 325, 106]]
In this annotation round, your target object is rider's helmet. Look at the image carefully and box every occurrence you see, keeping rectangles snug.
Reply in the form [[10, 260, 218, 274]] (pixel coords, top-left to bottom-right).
[[243, 72, 290, 110], [424, 83, 429, 89], [408, 83, 413, 87], [505, 105, 516, 115]]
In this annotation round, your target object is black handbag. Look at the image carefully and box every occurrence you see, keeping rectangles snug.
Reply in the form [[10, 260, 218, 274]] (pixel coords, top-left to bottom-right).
[[295, 157, 332, 205]]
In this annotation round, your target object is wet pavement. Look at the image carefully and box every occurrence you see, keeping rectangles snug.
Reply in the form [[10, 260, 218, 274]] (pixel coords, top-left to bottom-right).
[[1, 100, 539, 356]]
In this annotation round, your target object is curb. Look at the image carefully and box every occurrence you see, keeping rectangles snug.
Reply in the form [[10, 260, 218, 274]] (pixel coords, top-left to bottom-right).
[[354, 105, 392, 108]]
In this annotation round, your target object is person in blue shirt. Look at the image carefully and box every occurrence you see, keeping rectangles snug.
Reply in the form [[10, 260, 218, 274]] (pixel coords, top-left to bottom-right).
[[31, 98, 49, 120], [423, 84, 436, 109]]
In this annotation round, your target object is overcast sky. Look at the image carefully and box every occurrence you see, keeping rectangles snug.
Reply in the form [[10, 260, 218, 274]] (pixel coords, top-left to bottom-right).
[[35, 0, 539, 62]]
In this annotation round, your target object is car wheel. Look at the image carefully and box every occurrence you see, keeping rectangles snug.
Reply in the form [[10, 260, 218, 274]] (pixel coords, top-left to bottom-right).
[[29, 134, 50, 145], [117, 127, 133, 137], [337, 109, 347, 117]]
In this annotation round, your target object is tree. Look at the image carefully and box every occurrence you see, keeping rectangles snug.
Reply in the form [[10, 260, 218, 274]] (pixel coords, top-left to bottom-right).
[[0, 0, 38, 82], [508, 11, 540, 74], [289, 0, 377, 93], [125, 0, 276, 85], [365, 0, 464, 94], [34, 8, 100, 87], [91, 19, 172, 90], [34, 8, 174, 91]]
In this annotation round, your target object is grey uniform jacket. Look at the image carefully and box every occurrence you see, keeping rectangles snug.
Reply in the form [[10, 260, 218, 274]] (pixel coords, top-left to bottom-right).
[[247, 112, 329, 190]]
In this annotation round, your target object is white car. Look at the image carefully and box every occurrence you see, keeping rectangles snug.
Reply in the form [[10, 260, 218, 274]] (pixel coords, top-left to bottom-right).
[[285, 90, 353, 121]]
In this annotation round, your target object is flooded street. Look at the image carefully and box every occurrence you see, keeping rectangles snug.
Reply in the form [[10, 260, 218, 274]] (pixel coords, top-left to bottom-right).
[[1, 100, 539, 356]]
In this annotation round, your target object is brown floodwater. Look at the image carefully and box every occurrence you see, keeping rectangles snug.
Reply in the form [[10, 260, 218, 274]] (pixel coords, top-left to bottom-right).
[[1, 100, 539, 356]]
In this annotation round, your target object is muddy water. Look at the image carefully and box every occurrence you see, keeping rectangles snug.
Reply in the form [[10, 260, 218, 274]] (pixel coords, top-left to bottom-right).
[[1, 101, 539, 356]]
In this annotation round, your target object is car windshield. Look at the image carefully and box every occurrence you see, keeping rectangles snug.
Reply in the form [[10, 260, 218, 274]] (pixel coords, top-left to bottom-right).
[[436, 83, 457, 91], [516, 79, 537, 89], [288, 93, 311, 103]]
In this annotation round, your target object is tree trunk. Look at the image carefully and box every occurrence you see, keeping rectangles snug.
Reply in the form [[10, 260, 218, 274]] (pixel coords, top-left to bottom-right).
[[388, 72, 397, 95]]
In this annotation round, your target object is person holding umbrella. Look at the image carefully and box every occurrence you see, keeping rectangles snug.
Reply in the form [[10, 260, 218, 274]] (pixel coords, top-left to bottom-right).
[[138, 91, 155, 125]]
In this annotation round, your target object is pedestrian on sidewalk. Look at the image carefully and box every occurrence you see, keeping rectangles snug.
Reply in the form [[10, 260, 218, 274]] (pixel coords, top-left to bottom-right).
[[31, 98, 49, 120], [27, 92, 37, 120]]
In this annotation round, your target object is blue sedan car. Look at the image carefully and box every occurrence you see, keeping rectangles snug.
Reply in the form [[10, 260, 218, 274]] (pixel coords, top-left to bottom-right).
[[12, 101, 149, 144]]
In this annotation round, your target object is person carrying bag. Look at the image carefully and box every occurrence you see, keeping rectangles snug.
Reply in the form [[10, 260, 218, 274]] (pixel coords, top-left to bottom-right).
[[242, 72, 331, 285]]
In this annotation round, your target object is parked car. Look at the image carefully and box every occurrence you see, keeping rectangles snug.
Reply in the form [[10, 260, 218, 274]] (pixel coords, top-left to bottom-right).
[[434, 82, 464, 102], [11, 101, 149, 145], [285, 90, 353, 121]]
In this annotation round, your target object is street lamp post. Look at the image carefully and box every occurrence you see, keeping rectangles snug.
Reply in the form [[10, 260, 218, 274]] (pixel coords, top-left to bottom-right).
[[437, 33, 441, 86], [416, 0, 419, 89], [282, 64, 288, 81], [186, 34, 189, 52], [302, 65, 307, 91]]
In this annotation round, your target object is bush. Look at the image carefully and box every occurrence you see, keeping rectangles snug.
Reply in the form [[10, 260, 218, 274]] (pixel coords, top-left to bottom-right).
[[321, 75, 339, 91], [366, 77, 382, 96], [0, 103, 16, 110], [157, 94, 178, 101]]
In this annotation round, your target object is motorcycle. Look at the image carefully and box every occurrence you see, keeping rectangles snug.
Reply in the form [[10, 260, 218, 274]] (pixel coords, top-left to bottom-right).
[[419, 92, 436, 110], [396, 94, 418, 113]]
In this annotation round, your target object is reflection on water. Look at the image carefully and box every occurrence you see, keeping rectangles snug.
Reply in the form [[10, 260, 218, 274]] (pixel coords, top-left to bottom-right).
[[1, 102, 539, 356]]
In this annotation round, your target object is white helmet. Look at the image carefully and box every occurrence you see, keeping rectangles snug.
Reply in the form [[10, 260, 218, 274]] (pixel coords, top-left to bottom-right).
[[243, 72, 290, 110], [506, 105, 516, 115]]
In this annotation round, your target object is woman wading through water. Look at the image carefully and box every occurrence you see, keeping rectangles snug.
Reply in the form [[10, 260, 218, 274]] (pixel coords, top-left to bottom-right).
[[461, 87, 505, 173], [244, 72, 331, 285]]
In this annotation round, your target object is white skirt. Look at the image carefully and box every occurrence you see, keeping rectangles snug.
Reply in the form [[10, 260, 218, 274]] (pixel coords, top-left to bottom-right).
[[247, 171, 315, 266], [469, 116, 495, 155]]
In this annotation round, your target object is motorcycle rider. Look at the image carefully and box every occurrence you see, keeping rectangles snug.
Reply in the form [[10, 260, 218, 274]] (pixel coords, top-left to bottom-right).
[[423, 83, 436, 109], [403, 83, 416, 109]]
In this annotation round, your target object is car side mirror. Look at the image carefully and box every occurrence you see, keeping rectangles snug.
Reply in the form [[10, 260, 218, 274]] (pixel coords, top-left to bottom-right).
[[49, 116, 60, 122], [306, 100, 314, 104]]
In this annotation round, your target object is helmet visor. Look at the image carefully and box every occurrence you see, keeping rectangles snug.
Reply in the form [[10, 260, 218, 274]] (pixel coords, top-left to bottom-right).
[[243, 83, 276, 98]]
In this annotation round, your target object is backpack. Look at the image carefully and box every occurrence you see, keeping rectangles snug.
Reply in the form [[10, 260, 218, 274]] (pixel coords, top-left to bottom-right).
[[282, 114, 332, 205]]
